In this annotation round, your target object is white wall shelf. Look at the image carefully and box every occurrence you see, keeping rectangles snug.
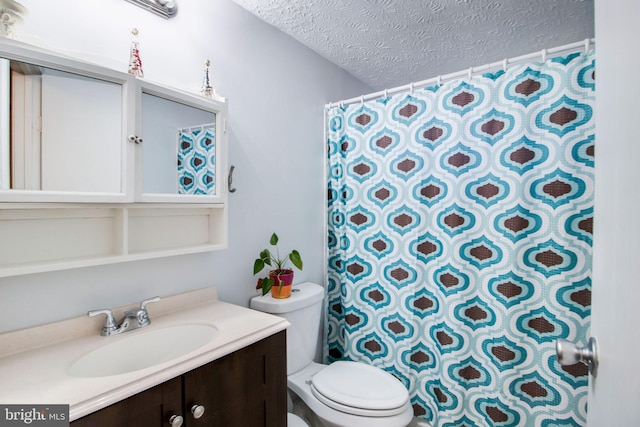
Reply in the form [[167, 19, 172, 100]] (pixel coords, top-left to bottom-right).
[[0, 204, 227, 277]]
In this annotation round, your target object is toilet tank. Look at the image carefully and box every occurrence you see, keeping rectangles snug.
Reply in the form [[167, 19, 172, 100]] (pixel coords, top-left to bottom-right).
[[250, 282, 324, 375]]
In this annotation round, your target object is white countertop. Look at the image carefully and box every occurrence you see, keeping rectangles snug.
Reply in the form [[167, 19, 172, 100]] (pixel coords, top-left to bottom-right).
[[0, 287, 289, 421]]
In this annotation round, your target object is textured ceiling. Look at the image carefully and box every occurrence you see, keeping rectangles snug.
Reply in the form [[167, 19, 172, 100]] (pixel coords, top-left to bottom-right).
[[231, 0, 594, 90]]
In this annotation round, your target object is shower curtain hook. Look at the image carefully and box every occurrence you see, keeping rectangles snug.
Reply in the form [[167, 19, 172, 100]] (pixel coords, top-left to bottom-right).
[[384, 89, 388, 98], [437, 75, 442, 87], [584, 38, 590, 53], [503, 58, 508, 72], [468, 67, 473, 80], [360, 95, 364, 105], [410, 82, 414, 94], [340, 100, 344, 109], [541, 48, 547, 63]]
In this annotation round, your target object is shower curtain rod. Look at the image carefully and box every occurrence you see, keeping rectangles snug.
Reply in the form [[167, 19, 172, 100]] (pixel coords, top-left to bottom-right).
[[327, 38, 596, 108], [178, 122, 216, 132]]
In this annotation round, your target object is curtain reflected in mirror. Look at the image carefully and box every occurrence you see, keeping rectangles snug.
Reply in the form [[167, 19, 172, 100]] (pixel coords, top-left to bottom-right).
[[141, 92, 216, 196], [177, 124, 215, 195]]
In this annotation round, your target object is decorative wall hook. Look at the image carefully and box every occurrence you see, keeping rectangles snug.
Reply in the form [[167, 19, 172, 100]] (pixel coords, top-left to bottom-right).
[[228, 165, 236, 193]]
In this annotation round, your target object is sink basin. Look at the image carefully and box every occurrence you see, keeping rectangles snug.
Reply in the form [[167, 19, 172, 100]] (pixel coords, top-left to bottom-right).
[[68, 324, 218, 377]]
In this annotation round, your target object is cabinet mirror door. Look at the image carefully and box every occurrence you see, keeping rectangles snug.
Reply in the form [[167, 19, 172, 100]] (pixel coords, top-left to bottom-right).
[[0, 57, 127, 202], [139, 84, 223, 203]]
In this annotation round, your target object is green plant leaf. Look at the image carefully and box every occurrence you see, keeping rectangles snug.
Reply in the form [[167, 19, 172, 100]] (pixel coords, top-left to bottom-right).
[[259, 249, 272, 265], [261, 277, 275, 296], [290, 250, 303, 270], [270, 233, 279, 246], [253, 258, 265, 275]]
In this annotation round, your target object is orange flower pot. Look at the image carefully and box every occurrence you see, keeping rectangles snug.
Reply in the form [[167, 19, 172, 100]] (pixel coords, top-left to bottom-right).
[[269, 269, 294, 299]]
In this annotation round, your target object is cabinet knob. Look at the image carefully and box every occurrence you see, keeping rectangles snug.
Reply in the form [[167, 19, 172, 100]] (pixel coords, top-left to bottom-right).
[[191, 404, 205, 419], [168, 415, 183, 427]]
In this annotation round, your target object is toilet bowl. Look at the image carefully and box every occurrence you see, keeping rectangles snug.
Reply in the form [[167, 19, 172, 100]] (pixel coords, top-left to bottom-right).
[[250, 282, 413, 427], [289, 361, 413, 427], [289, 412, 309, 427]]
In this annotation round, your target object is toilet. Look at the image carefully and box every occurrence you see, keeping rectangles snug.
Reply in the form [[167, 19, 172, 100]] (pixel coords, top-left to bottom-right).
[[288, 413, 309, 427], [250, 282, 413, 427]]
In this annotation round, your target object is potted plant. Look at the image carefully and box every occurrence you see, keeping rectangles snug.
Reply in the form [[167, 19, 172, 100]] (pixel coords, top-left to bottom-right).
[[254, 232, 303, 298]]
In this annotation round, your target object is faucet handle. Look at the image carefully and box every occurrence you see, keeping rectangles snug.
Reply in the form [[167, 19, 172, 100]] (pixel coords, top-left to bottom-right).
[[140, 296, 160, 311], [135, 296, 160, 326], [88, 309, 118, 335]]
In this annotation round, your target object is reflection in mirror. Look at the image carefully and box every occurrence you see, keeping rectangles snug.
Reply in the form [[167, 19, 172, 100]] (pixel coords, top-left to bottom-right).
[[0, 58, 123, 193], [141, 93, 216, 196]]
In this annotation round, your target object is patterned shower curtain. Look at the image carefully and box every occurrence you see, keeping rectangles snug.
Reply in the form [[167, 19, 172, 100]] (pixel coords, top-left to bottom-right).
[[326, 51, 595, 426]]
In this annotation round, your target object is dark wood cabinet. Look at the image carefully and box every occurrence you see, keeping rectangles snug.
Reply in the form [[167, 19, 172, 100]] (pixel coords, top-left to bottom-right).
[[71, 331, 287, 427], [72, 376, 182, 427]]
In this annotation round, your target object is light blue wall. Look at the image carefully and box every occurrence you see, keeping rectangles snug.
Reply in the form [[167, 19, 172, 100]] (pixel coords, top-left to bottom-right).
[[0, 0, 372, 333]]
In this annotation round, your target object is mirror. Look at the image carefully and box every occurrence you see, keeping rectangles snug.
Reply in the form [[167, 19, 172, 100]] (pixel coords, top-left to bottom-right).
[[141, 92, 216, 196], [0, 58, 124, 194]]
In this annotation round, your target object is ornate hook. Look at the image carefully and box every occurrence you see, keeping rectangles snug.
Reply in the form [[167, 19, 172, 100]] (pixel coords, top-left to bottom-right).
[[228, 165, 237, 193]]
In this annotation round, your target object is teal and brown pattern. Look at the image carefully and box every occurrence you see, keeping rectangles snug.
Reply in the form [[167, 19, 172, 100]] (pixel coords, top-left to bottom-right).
[[327, 50, 595, 426], [178, 125, 216, 195]]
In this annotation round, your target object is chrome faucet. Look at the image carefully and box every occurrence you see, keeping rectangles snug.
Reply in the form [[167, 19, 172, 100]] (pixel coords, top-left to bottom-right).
[[88, 296, 160, 336]]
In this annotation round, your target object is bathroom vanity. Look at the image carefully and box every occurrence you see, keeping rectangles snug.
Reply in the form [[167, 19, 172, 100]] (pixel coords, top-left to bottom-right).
[[72, 332, 286, 427], [0, 287, 289, 426]]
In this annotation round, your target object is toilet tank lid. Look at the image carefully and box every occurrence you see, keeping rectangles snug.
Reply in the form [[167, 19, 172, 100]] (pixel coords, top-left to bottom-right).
[[250, 282, 324, 314]]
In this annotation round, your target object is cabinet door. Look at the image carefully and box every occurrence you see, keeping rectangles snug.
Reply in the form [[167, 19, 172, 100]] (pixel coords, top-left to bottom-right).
[[183, 331, 287, 427], [136, 80, 227, 204], [0, 42, 133, 203], [0, 38, 231, 205], [71, 376, 182, 427]]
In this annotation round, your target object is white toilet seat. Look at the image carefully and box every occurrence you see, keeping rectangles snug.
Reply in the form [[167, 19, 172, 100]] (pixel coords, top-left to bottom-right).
[[310, 361, 409, 417]]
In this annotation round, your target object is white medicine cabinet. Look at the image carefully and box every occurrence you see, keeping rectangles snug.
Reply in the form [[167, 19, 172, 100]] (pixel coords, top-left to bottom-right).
[[0, 38, 228, 276]]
